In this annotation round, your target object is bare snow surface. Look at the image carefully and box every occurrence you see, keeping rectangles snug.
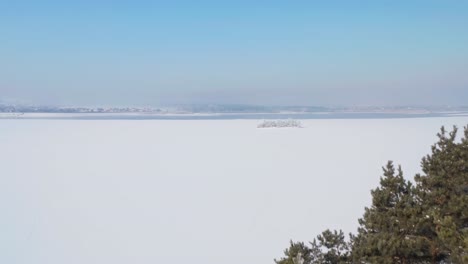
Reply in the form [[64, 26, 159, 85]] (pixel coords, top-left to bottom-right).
[[1, 117, 467, 264]]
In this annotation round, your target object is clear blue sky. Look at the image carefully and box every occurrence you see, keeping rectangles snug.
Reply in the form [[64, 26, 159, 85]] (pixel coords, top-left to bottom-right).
[[1, 1, 467, 106]]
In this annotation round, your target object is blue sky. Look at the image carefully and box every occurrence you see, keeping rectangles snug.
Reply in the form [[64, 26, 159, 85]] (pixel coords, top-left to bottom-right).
[[1, 1, 467, 106]]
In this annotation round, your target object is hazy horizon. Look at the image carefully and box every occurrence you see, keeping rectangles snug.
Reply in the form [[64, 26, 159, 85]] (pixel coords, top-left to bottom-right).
[[2, 1, 468, 106], [2, 101, 468, 110]]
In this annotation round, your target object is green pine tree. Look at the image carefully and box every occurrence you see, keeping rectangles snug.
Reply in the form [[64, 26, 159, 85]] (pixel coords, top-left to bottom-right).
[[275, 230, 351, 264], [414, 126, 468, 263], [316, 229, 351, 263], [352, 161, 431, 263], [275, 241, 317, 264], [275, 125, 468, 264]]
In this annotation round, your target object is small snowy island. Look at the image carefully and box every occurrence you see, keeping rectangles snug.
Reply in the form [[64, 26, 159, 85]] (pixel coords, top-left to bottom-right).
[[257, 119, 302, 128]]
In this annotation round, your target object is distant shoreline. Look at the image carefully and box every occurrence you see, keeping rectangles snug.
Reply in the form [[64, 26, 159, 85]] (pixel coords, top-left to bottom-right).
[[1, 111, 467, 120]]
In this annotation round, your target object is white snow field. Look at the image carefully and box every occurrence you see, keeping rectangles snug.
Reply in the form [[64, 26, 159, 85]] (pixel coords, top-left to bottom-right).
[[1, 117, 467, 264]]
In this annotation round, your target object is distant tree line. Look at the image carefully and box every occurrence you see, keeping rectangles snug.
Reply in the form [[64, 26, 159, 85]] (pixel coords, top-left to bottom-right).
[[275, 126, 468, 264], [257, 119, 302, 128]]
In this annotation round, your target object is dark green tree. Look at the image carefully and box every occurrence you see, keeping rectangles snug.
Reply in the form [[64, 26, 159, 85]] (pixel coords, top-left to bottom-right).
[[316, 229, 350, 263], [414, 126, 468, 263], [275, 125, 468, 264], [352, 161, 432, 263], [275, 230, 350, 264], [274, 241, 318, 264]]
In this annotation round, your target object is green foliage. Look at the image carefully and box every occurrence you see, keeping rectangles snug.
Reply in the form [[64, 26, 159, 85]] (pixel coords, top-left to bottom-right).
[[352, 161, 432, 263], [316, 229, 350, 263], [275, 230, 350, 264], [275, 241, 317, 264], [276, 125, 468, 264], [413, 126, 468, 263]]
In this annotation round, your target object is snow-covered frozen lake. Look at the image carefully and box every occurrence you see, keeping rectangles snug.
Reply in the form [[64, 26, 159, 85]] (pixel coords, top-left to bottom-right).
[[1, 117, 467, 264]]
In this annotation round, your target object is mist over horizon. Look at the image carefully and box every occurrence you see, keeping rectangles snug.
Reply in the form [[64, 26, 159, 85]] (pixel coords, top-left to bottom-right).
[[1, 98, 468, 110]]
